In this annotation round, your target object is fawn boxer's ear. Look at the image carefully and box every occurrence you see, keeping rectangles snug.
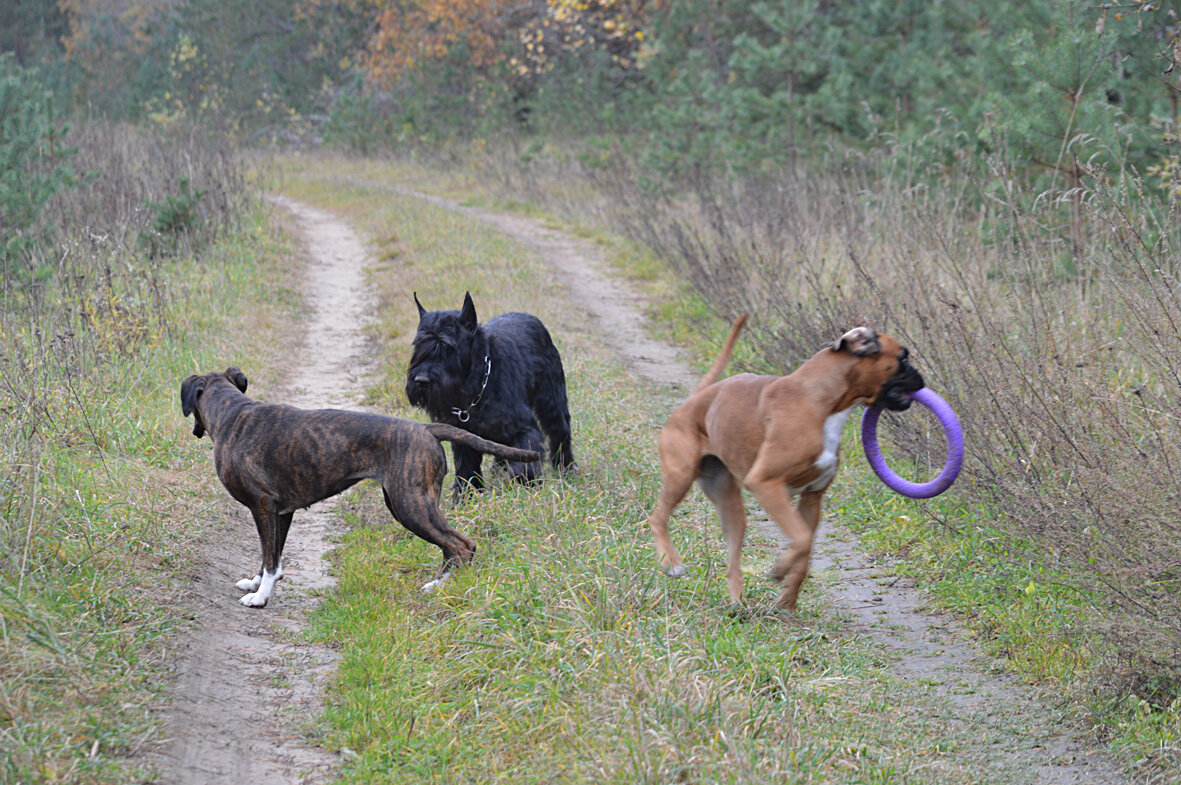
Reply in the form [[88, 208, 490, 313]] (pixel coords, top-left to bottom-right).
[[225, 367, 248, 393], [414, 291, 427, 319], [180, 375, 207, 438], [459, 291, 478, 331], [832, 327, 881, 357]]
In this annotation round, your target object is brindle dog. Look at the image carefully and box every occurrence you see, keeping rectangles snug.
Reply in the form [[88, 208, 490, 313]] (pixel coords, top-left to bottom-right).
[[181, 367, 539, 607]]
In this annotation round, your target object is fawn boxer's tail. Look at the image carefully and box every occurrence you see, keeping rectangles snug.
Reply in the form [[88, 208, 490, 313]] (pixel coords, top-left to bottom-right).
[[425, 423, 541, 462], [695, 314, 748, 392]]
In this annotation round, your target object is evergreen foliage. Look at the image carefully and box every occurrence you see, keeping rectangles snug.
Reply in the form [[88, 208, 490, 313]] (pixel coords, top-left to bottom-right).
[[0, 55, 74, 272], [0, 0, 68, 67], [5, 0, 1173, 194], [634, 0, 1172, 187]]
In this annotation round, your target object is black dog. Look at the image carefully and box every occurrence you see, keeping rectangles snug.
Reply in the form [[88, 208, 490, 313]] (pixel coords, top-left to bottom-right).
[[406, 291, 574, 494], [181, 367, 540, 607]]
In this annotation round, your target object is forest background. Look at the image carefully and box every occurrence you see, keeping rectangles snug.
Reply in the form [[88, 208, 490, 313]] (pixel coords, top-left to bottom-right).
[[3, 0, 1181, 782]]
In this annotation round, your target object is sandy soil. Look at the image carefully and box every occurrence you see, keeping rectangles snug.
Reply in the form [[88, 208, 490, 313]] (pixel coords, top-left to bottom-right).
[[144, 187, 1129, 784], [143, 196, 374, 783]]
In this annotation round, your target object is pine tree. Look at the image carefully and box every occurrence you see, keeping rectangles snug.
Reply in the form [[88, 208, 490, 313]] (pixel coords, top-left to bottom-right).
[[0, 55, 74, 272]]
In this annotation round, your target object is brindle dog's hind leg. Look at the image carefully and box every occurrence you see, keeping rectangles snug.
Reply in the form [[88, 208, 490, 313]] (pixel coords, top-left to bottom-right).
[[380, 447, 476, 592]]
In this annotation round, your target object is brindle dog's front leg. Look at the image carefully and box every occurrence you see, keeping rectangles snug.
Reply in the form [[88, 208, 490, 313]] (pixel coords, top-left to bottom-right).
[[239, 497, 286, 608]]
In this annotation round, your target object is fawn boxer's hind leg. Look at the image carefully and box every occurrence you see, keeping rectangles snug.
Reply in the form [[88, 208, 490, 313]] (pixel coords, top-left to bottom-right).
[[697, 457, 748, 604], [645, 433, 702, 578], [239, 497, 286, 608]]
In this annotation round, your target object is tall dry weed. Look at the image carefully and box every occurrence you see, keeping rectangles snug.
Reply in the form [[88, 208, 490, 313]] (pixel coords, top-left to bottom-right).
[[0, 120, 250, 776], [585, 149, 1181, 696]]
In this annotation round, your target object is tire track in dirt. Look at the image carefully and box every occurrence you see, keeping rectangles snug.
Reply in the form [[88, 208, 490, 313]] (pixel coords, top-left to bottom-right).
[[146, 196, 374, 783], [384, 183, 1130, 785], [379, 183, 698, 390]]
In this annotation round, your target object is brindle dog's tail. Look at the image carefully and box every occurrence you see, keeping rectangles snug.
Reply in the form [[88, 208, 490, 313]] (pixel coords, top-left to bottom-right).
[[425, 423, 541, 462], [695, 314, 749, 392]]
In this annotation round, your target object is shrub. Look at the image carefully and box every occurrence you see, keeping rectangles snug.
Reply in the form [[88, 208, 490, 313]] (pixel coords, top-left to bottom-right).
[[0, 118, 251, 783], [592, 145, 1181, 706], [141, 175, 207, 257], [0, 54, 75, 270]]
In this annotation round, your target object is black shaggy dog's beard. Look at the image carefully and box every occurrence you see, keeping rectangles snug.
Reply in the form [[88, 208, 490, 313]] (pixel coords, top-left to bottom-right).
[[405, 324, 486, 420], [406, 291, 575, 496]]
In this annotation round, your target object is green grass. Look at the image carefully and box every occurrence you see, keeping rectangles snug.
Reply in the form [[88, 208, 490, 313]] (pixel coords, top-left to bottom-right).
[[310, 363, 964, 783], [271, 164, 1133, 784], [0, 201, 307, 783], [828, 426, 1181, 779], [277, 151, 1181, 782]]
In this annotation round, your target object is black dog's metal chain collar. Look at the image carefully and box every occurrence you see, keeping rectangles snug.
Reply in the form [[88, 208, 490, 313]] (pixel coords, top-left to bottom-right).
[[451, 355, 491, 423]]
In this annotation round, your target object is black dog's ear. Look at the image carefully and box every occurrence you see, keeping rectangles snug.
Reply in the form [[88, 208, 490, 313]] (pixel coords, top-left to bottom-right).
[[225, 366, 248, 393], [414, 291, 427, 318], [180, 375, 207, 438], [459, 291, 478, 330], [831, 327, 881, 357]]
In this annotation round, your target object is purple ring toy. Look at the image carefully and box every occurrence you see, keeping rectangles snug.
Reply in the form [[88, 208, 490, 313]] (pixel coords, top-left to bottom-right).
[[861, 387, 963, 499]]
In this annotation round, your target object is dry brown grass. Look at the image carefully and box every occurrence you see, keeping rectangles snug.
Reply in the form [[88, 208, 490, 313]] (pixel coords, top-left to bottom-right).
[[0, 120, 266, 782], [582, 154, 1181, 699], [376, 139, 1181, 776]]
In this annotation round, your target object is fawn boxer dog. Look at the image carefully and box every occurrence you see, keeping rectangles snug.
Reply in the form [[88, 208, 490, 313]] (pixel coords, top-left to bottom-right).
[[643, 316, 925, 610], [180, 367, 539, 607]]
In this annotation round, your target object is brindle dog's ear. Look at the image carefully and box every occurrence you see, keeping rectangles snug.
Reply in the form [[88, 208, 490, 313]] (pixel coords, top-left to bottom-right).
[[225, 366, 248, 393], [832, 327, 881, 357], [180, 375, 207, 438], [414, 291, 427, 319], [459, 291, 478, 331]]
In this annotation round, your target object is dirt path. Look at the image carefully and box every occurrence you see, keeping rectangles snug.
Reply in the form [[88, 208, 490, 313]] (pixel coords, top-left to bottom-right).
[[387, 185, 1130, 785], [383, 185, 697, 390], [148, 185, 1128, 784], [146, 196, 373, 783]]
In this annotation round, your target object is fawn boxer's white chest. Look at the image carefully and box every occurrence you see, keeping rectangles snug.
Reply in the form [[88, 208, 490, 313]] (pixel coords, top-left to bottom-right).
[[788, 408, 852, 495]]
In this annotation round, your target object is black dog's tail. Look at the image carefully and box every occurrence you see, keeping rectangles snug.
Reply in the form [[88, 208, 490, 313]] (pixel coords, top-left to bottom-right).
[[425, 423, 541, 462], [695, 314, 749, 392]]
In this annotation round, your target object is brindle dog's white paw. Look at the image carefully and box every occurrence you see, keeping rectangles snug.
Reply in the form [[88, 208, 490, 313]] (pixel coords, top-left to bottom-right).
[[421, 572, 452, 593], [665, 565, 687, 578], [239, 591, 267, 608], [238, 568, 281, 607], [236, 566, 283, 593]]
